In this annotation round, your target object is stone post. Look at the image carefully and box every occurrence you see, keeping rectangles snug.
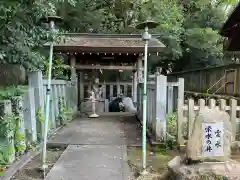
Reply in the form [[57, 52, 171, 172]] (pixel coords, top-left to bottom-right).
[[50, 89, 56, 129], [167, 85, 174, 113], [104, 99, 109, 112], [155, 74, 167, 141], [53, 85, 59, 126], [23, 88, 37, 143], [28, 71, 44, 138]]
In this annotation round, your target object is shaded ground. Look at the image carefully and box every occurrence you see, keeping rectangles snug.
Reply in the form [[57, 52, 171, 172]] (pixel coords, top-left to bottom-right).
[[127, 146, 183, 179], [10, 148, 64, 180], [46, 145, 132, 180], [126, 146, 240, 180], [45, 113, 140, 180], [48, 113, 142, 146], [11, 112, 240, 180]]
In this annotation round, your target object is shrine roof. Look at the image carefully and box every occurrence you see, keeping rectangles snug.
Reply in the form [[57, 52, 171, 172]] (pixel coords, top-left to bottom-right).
[[44, 33, 165, 53], [220, 3, 240, 37], [220, 3, 240, 51]]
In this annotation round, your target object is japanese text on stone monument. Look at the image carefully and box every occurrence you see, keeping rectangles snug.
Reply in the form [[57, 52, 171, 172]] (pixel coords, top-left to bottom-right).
[[202, 122, 224, 157]]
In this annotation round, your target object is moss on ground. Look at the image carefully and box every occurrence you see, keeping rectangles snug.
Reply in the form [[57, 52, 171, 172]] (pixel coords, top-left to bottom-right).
[[127, 146, 182, 180], [10, 149, 64, 180]]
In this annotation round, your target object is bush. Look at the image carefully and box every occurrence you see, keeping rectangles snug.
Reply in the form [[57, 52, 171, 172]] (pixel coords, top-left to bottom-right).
[[166, 112, 177, 138]]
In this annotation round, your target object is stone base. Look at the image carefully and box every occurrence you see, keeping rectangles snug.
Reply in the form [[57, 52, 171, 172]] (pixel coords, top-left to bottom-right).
[[168, 156, 240, 180], [88, 113, 99, 118]]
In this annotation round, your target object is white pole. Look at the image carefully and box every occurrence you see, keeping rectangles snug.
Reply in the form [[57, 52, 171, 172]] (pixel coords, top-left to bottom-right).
[[142, 26, 148, 173], [42, 20, 54, 170], [92, 100, 96, 114]]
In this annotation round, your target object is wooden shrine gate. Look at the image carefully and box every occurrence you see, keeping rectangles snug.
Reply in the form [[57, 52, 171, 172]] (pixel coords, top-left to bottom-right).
[[46, 33, 165, 113]]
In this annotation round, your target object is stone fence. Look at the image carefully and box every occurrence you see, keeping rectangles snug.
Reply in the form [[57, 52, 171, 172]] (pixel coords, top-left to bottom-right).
[[137, 74, 184, 141], [0, 71, 77, 164], [27, 71, 78, 139]]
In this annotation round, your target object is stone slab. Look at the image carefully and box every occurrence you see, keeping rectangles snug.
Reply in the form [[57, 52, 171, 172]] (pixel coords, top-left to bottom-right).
[[168, 156, 240, 180], [45, 145, 132, 180], [48, 115, 141, 146]]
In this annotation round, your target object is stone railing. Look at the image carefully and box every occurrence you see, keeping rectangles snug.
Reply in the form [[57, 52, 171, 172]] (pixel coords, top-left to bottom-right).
[[137, 74, 184, 141]]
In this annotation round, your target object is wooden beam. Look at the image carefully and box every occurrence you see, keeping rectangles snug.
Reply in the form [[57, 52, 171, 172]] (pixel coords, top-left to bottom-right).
[[75, 64, 136, 70]]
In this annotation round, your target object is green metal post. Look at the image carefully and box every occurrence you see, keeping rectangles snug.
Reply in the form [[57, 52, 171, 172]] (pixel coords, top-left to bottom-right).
[[42, 20, 54, 170], [136, 20, 163, 174], [142, 27, 148, 172]]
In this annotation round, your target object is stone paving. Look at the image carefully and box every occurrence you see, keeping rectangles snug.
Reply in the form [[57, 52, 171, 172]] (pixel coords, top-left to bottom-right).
[[46, 113, 142, 180]]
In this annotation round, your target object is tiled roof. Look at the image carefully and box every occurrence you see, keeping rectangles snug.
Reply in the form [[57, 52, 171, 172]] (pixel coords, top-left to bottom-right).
[[45, 33, 165, 53]]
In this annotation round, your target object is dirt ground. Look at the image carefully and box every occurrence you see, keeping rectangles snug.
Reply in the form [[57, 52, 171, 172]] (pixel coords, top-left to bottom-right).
[[127, 146, 183, 180], [10, 148, 64, 180]]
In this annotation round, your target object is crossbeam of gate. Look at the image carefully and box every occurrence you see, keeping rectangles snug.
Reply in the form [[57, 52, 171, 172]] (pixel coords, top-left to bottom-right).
[[75, 64, 136, 71]]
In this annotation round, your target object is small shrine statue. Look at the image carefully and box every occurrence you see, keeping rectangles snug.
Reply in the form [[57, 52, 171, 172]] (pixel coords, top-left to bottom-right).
[[87, 78, 103, 118], [92, 85, 103, 101], [88, 90, 99, 118]]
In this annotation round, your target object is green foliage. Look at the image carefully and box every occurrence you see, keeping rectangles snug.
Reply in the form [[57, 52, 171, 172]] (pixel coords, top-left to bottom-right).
[[9, 96, 26, 157], [0, 0, 76, 70], [0, 114, 15, 166], [0, 115, 15, 140], [0, 86, 26, 100], [0, 0, 238, 74], [166, 112, 177, 138], [36, 106, 44, 141], [25, 129, 37, 152], [57, 0, 238, 71], [14, 131, 25, 157], [35, 105, 53, 142], [0, 143, 15, 166], [172, 0, 226, 71], [43, 56, 71, 80], [58, 97, 73, 125], [57, 0, 140, 33], [142, 0, 184, 59], [13, 114, 26, 157]]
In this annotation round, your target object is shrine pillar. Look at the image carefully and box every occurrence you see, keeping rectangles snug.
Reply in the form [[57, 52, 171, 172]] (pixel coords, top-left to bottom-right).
[[78, 71, 84, 111], [70, 54, 78, 112], [136, 56, 143, 111], [132, 67, 137, 104], [137, 56, 143, 83], [70, 54, 77, 80]]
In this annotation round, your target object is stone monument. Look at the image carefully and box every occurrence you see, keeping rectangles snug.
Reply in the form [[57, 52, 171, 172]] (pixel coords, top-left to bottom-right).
[[167, 106, 240, 180], [186, 106, 232, 162]]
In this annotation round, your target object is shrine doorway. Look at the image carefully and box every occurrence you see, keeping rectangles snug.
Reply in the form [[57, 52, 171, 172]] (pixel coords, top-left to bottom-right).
[[76, 53, 138, 113]]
